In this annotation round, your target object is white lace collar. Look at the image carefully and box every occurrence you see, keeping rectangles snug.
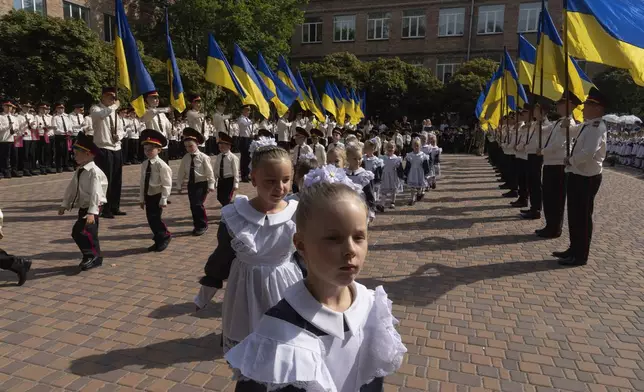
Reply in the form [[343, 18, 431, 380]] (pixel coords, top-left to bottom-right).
[[346, 167, 366, 176], [233, 196, 298, 226], [284, 280, 371, 340]]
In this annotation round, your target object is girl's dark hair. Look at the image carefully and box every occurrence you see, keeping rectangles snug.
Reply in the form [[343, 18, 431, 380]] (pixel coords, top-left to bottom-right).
[[250, 145, 290, 170], [295, 182, 367, 231], [294, 157, 318, 183]]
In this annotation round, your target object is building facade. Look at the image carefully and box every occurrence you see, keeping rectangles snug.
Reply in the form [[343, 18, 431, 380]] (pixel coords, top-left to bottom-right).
[[291, 0, 568, 83]]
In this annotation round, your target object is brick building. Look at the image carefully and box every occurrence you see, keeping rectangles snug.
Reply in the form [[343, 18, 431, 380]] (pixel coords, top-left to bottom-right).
[[290, 0, 579, 83]]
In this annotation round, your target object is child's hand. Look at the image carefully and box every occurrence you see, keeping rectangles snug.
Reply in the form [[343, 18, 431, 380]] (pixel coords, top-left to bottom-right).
[[139, 203, 145, 210], [86, 214, 95, 225], [58, 208, 65, 215]]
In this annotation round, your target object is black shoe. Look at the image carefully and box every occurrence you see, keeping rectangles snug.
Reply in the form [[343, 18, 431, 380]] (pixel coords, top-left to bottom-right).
[[156, 237, 171, 252], [101, 211, 115, 219], [12, 170, 23, 178], [502, 190, 518, 198], [521, 209, 532, 214], [113, 210, 127, 216], [193, 227, 208, 236], [30, 171, 39, 176], [431, 183, 436, 189], [376, 205, 385, 213], [147, 243, 158, 252], [558, 256, 587, 266], [9, 258, 32, 286], [510, 199, 528, 208], [22, 171, 32, 177], [521, 211, 541, 220], [124, 162, 131, 166], [80, 256, 103, 271], [48, 168, 56, 174], [64, 167, 74, 172], [417, 193, 425, 201], [537, 231, 561, 239], [499, 184, 511, 189], [167, 200, 172, 205], [552, 250, 572, 259], [56, 168, 63, 173]]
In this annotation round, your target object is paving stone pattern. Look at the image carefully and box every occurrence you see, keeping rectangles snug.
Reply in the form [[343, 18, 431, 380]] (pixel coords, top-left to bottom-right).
[[1, 155, 643, 391]]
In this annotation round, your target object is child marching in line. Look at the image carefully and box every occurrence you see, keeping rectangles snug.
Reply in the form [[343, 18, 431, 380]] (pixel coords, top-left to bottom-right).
[[286, 154, 318, 202], [226, 181, 406, 392], [310, 128, 327, 166], [362, 138, 384, 212], [345, 144, 377, 224], [327, 144, 346, 169], [418, 133, 435, 200], [176, 128, 215, 236], [58, 132, 108, 271], [379, 140, 405, 209], [195, 145, 303, 352], [404, 137, 431, 206], [140, 129, 173, 252], [427, 132, 442, 189], [327, 127, 345, 152], [213, 132, 240, 208]]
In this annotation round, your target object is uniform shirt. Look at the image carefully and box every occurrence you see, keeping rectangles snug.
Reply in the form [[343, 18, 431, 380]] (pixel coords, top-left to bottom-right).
[[18, 113, 37, 141], [311, 143, 326, 166], [130, 118, 143, 140], [565, 118, 607, 177], [142, 108, 172, 150], [176, 151, 216, 190], [52, 114, 74, 136], [213, 151, 240, 189], [542, 117, 578, 166], [514, 122, 529, 160], [84, 116, 94, 136], [237, 115, 253, 138], [502, 125, 516, 155], [70, 112, 88, 135], [119, 116, 133, 139], [290, 118, 307, 136], [60, 161, 108, 215], [326, 121, 337, 138], [213, 112, 231, 135], [90, 103, 123, 151], [186, 110, 208, 145], [525, 120, 551, 155], [140, 156, 173, 206], [35, 114, 54, 138], [276, 117, 292, 142], [0, 113, 18, 143], [291, 143, 313, 166]]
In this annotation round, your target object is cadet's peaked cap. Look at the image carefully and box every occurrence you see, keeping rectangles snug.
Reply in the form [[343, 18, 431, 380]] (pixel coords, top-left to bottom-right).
[[311, 128, 324, 138], [556, 91, 582, 106], [584, 87, 607, 107], [182, 127, 205, 145], [73, 103, 84, 109], [140, 129, 168, 148], [73, 132, 100, 156], [295, 127, 310, 138], [217, 132, 233, 144], [102, 87, 117, 96], [257, 128, 273, 138]]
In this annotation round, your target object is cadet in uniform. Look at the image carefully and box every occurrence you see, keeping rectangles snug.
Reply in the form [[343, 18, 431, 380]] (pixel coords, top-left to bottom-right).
[[0, 100, 17, 179], [522, 102, 551, 219], [141, 90, 173, 164], [236, 105, 254, 182], [213, 132, 239, 207], [52, 103, 75, 173], [186, 94, 210, 154]]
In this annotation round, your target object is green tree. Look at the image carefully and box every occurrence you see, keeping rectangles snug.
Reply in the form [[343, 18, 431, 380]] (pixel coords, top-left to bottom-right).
[[594, 68, 644, 115], [441, 58, 498, 122], [0, 10, 112, 105]]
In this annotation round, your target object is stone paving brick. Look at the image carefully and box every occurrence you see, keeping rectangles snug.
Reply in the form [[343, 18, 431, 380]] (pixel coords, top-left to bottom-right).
[[1, 155, 644, 391]]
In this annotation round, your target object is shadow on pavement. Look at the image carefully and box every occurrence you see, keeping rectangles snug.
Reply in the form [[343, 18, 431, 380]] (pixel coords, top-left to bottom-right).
[[370, 215, 521, 231], [27, 247, 150, 261], [69, 332, 224, 375], [370, 233, 548, 252], [148, 301, 222, 319]]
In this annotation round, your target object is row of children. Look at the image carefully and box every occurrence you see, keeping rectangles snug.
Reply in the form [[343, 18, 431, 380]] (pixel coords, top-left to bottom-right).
[[606, 135, 644, 169]]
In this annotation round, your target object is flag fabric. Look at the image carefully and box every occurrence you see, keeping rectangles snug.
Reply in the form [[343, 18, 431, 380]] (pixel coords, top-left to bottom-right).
[[205, 34, 246, 98], [115, 0, 156, 117], [475, 64, 505, 129], [360, 90, 367, 118], [332, 83, 346, 124], [277, 56, 307, 110], [536, 7, 587, 103], [339, 87, 354, 124], [565, 0, 644, 86], [503, 49, 529, 111], [256, 52, 297, 117], [351, 89, 365, 120], [165, 8, 185, 113], [232, 44, 275, 119], [295, 69, 323, 120], [518, 33, 563, 102], [307, 75, 326, 121], [321, 81, 337, 119]]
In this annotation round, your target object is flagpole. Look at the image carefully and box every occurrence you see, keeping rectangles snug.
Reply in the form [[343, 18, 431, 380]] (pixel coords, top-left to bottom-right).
[[113, 1, 118, 139], [538, 0, 545, 148], [563, 0, 571, 156]]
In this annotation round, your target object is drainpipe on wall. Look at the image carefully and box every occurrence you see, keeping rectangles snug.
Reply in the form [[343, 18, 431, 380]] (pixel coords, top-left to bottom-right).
[[466, 0, 475, 60]]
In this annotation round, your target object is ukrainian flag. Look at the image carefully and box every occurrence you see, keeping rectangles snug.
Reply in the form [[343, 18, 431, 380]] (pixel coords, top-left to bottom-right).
[[565, 0, 644, 86], [475, 64, 504, 128], [257, 52, 297, 117], [360, 90, 367, 118], [307, 75, 327, 122], [277, 56, 307, 110], [115, 0, 156, 117], [321, 81, 337, 119], [503, 49, 528, 110], [232, 44, 275, 119], [295, 69, 319, 117], [536, 7, 587, 103], [340, 87, 355, 123], [205, 34, 246, 98], [351, 89, 364, 120], [518, 34, 563, 102], [332, 82, 346, 124], [165, 9, 185, 113]]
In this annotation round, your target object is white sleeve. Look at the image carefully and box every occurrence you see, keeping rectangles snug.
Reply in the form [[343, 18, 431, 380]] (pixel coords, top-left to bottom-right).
[[203, 155, 216, 190], [160, 163, 173, 206], [87, 170, 102, 216]]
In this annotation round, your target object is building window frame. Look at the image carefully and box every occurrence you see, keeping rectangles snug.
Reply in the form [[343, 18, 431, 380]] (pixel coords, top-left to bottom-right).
[[367, 12, 391, 41], [436, 63, 460, 83], [477, 5, 505, 35], [302, 17, 323, 44], [104, 13, 115, 42], [13, 0, 45, 14], [438, 7, 465, 37], [402, 9, 426, 39], [333, 15, 356, 42], [63, 0, 90, 25], [518, 2, 545, 33]]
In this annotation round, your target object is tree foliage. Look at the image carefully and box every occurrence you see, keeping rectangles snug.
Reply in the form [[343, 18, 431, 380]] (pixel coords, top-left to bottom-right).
[[441, 58, 498, 121], [594, 68, 644, 115]]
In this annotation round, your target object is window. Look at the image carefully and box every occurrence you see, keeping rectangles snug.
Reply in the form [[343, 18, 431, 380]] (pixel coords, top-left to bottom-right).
[[402, 9, 426, 38], [439, 8, 465, 37], [437, 63, 460, 83], [302, 17, 322, 44], [104, 14, 114, 42], [477, 5, 504, 35], [518, 2, 544, 33], [333, 15, 356, 42], [63, 1, 90, 25], [367, 12, 390, 40], [13, 0, 45, 14]]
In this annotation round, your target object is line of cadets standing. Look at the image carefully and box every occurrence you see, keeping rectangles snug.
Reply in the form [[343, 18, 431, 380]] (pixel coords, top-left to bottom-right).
[[487, 87, 608, 267]]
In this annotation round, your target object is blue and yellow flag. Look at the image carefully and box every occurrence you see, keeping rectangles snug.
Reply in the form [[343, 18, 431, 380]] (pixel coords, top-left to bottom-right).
[[321, 81, 337, 119], [360, 90, 367, 118], [257, 52, 297, 117], [308, 75, 326, 121], [205, 34, 246, 98], [475, 63, 504, 129], [331, 82, 346, 124], [232, 44, 275, 119], [565, 0, 644, 86], [518, 33, 563, 102], [277, 56, 307, 110], [295, 68, 318, 116], [351, 89, 364, 120], [115, 0, 156, 117], [165, 9, 185, 113], [503, 49, 528, 111], [536, 7, 587, 103]]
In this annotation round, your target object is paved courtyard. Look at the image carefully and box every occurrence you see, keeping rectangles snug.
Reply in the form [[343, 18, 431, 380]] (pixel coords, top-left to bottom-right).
[[1, 154, 643, 392]]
